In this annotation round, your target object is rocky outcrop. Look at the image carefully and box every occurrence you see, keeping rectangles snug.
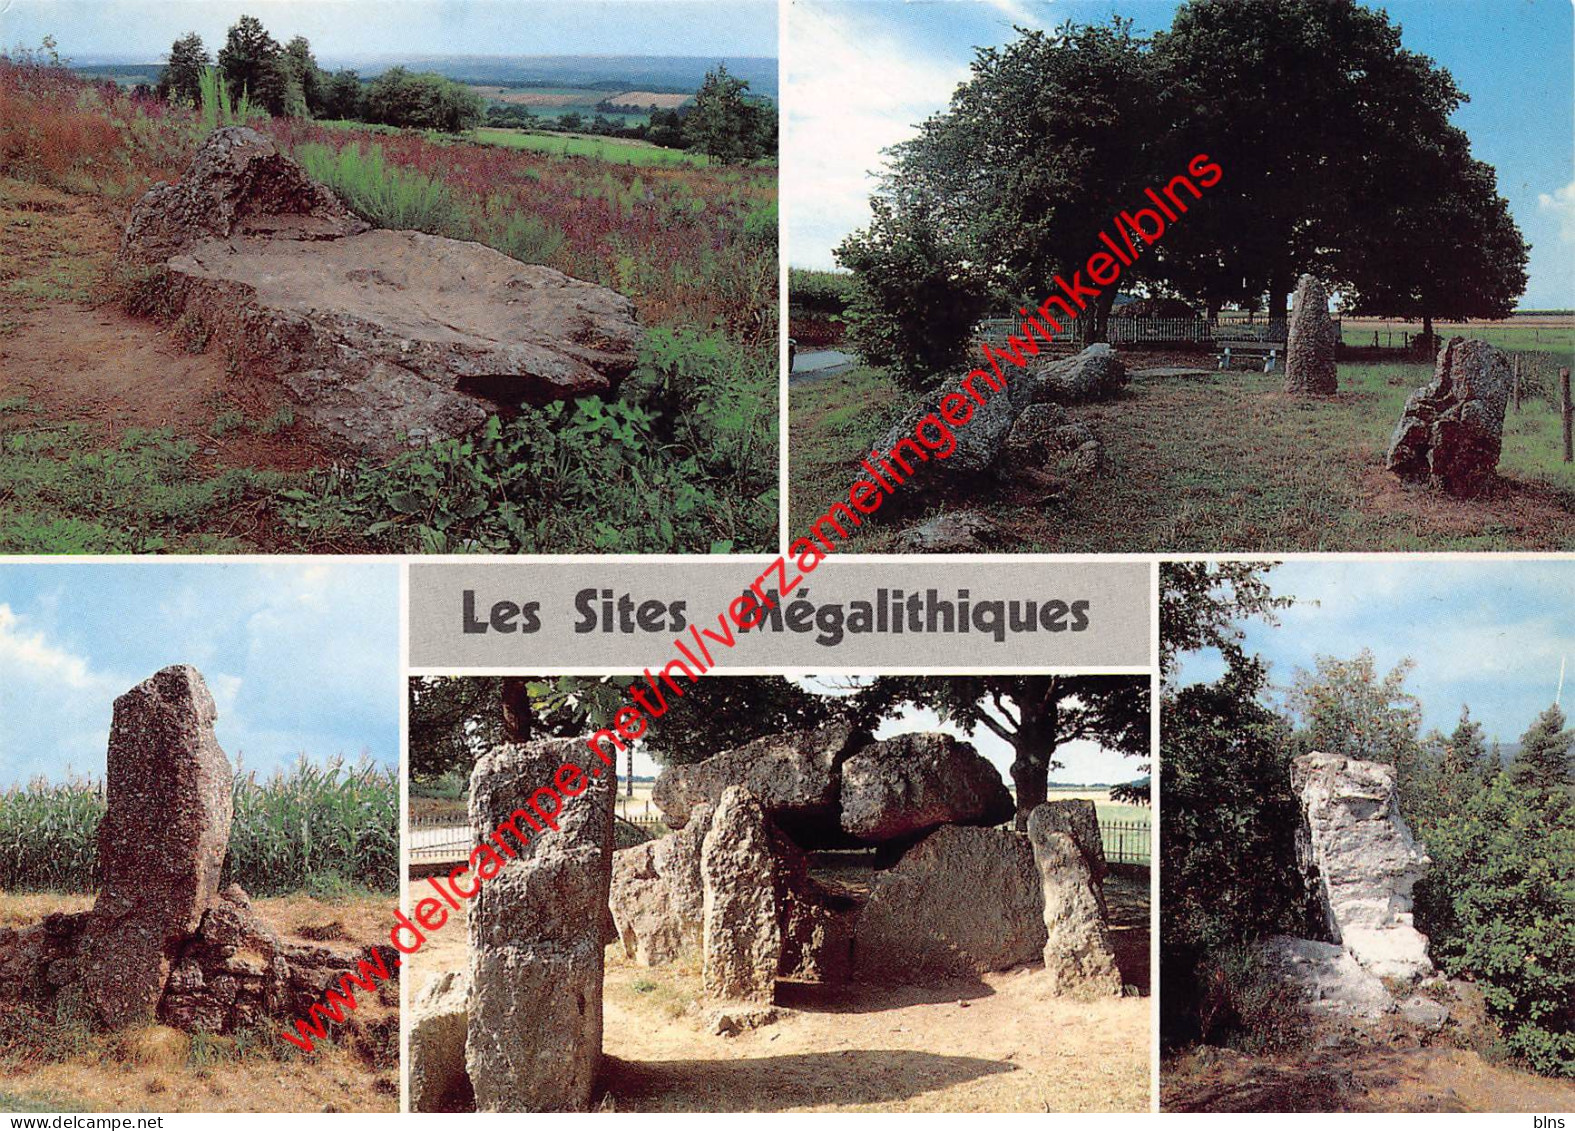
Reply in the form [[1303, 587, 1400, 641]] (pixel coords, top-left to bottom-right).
[[838, 733, 1014, 844], [117, 128, 642, 458], [1027, 801, 1121, 995], [466, 738, 614, 1112], [0, 666, 394, 1036], [652, 722, 869, 846], [609, 802, 712, 966], [1292, 753, 1433, 982], [1022, 344, 1127, 407], [1283, 275, 1339, 395], [852, 825, 1045, 982], [1386, 337, 1511, 496], [410, 970, 473, 1113], [1260, 935, 1395, 1019]]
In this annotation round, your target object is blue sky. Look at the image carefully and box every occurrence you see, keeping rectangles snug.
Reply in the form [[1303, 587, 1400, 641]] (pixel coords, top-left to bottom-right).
[[786, 0, 1574, 309], [0, 562, 400, 786], [1173, 560, 1575, 745], [0, 0, 778, 63]]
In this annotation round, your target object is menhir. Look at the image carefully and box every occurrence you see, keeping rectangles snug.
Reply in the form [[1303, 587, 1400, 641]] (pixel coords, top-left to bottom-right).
[[0, 665, 394, 1032]]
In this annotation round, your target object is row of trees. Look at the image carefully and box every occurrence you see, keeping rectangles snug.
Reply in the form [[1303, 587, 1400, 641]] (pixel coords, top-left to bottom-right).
[[158, 18, 484, 131], [1160, 563, 1574, 1077], [839, 1, 1529, 381], [410, 674, 1147, 829]]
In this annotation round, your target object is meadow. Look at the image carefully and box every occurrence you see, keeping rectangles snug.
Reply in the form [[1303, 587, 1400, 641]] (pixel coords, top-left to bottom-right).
[[0, 58, 778, 554], [790, 350, 1575, 552]]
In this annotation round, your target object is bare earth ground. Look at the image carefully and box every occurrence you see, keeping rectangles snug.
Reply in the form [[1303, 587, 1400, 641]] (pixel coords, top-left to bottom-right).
[[407, 873, 1152, 1112], [0, 891, 398, 1113], [1163, 1043, 1575, 1113], [0, 180, 341, 471]]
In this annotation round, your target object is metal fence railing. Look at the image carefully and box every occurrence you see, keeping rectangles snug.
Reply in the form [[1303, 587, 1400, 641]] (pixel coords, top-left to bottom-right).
[[1100, 818, 1152, 867]]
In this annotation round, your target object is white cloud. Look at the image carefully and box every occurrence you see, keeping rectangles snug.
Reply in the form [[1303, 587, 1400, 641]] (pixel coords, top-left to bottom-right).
[[785, 2, 971, 268], [0, 604, 100, 690], [1538, 179, 1575, 244], [0, 604, 120, 780]]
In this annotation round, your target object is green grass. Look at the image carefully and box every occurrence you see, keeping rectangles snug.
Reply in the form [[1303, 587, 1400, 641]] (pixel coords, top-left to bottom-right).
[[1341, 318, 1575, 356], [293, 141, 466, 234], [472, 127, 712, 166], [0, 404, 269, 553], [790, 359, 1575, 552]]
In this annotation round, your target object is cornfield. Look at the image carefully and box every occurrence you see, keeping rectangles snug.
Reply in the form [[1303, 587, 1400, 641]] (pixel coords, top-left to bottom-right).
[[0, 756, 397, 895]]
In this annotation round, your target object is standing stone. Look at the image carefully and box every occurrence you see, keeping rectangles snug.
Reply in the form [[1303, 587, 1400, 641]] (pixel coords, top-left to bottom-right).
[[853, 825, 1045, 982], [466, 738, 613, 1112], [701, 788, 782, 1002], [1027, 802, 1122, 995], [1284, 275, 1339, 394], [1292, 752, 1433, 981], [609, 802, 713, 966], [410, 970, 474, 1113], [77, 666, 233, 1028], [1386, 337, 1512, 496], [838, 733, 1014, 843]]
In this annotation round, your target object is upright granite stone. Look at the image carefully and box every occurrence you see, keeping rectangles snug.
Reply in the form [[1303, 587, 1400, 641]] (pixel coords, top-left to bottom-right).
[[1284, 275, 1339, 395], [1292, 752, 1433, 982], [701, 788, 782, 1002], [116, 128, 643, 457], [610, 802, 713, 966], [838, 733, 1014, 844], [1386, 337, 1511, 496], [853, 825, 1045, 982], [1027, 801, 1122, 995], [77, 666, 233, 1028], [466, 738, 614, 1112], [652, 722, 869, 845]]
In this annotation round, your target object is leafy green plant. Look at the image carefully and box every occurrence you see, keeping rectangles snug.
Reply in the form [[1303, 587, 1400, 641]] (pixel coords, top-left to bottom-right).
[[293, 141, 465, 235]]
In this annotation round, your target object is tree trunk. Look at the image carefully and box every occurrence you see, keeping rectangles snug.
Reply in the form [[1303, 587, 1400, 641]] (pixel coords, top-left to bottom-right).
[[500, 678, 532, 742], [1009, 695, 1059, 831], [1080, 288, 1118, 345]]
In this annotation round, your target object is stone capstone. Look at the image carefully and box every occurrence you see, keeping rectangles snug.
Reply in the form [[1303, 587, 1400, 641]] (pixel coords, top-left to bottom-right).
[[1022, 343, 1127, 407], [1027, 801, 1122, 996], [652, 722, 869, 846], [1386, 337, 1511, 496], [116, 127, 642, 458], [1283, 275, 1339, 395], [410, 970, 474, 1113], [876, 378, 1021, 477], [838, 733, 1014, 844], [609, 802, 713, 966], [852, 825, 1045, 982], [466, 738, 614, 1112], [1292, 752, 1433, 982]]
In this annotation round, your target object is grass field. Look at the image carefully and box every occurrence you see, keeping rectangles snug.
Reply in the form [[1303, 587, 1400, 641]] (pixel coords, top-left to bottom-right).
[[790, 357, 1575, 552], [471, 126, 710, 165], [1341, 315, 1575, 355]]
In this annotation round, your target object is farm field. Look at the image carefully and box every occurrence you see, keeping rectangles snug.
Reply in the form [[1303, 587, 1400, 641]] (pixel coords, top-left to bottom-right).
[[1341, 314, 1575, 354], [789, 353, 1575, 553], [0, 62, 777, 554]]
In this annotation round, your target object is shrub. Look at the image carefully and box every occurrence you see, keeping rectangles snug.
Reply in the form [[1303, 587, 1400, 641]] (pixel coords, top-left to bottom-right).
[[1195, 944, 1309, 1053], [293, 141, 465, 235]]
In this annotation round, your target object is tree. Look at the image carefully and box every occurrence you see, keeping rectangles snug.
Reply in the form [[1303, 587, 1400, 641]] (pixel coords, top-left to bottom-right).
[[158, 32, 209, 106], [849, 676, 1149, 828], [878, 18, 1163, 344], [1159, 561, 1291, 679], [1152, 0, 1474, 324], [363, 68, 482, 133], [834, 197, 990, 384], [684, 63, 771, 165], [319, 69, 364, 120], [281, 35, 323, 118], [1511, 704, 1574, 800], [216, 14, 286, 115], [647, 108, 686, 149]]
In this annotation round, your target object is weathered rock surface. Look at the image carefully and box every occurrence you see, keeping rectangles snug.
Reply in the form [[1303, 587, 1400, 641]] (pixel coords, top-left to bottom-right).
[[0, 666, 393, 1036], [117, 128, 642, 457], [1027, 801, 1121, 995], [1260, 935, 1395, 1019], [893, 510, 1004, 553], [1003, 403, 1105, 473], [1292, 752, 1433, 982], [1284, 275, 1339, 395], [410, 970, 474, 1113], [838, 733, 1014, 843], [853, 825, 1045, 982], [609, 802, 713, 966], [76, 665, 233, 1027], [652, 722, 869, 845], [876, 379, 1020, 477], [466, 738, 613, 1112], [701, 788, 783, 1002], [1022, 343, 1128, 406], [1386, 337, 1511, 496]]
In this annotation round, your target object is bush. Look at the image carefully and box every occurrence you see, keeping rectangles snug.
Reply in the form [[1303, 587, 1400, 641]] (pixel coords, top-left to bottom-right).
[[1195, 944, 1309, 1053], [293, 141, 465, 235]]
